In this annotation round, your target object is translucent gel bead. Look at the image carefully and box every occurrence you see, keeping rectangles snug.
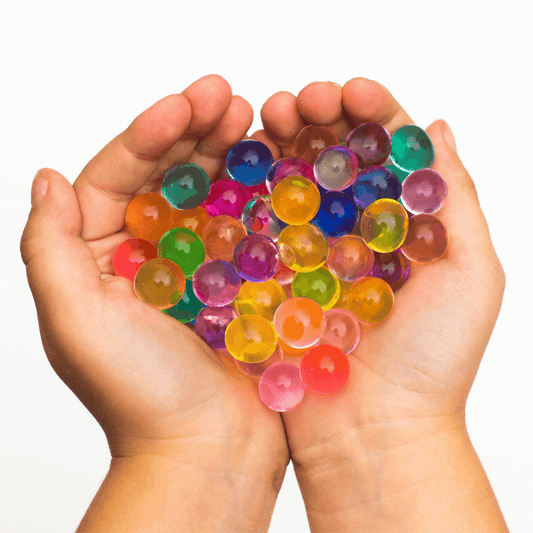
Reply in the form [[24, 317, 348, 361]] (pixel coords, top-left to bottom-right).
[[352, 166, 402, 209], [172, 206, 211, 239], [273, 297, 326, 349], [314, 146, 359, 191], [291, 267, 340, 311], [235, 343, 283, 378], [347, 276, 394, 325], [133, 257, 186, 310], [327, 235, 374, 281], [334, 279, 354, 310], [369, 251, 410, 292], [385, 162, 411, 183], [158, 227, 205, 278], [273, 262, 296, 286], [125, 193, 172, 243], [390, 125, 435, 172], [277, 338, 308, 357], [234, 279, 286, 322], [278, 224, 328, 273], [246, 182, 270, 198], [192, 260, 241, 307], [225, 314, 278, 363], [163, 278, 205, 323], [300, 344, 350, 393], [203, 180, 251, 219], [258, 362, 305, 412], [226, 140, 274, 186], [345, 123, 392, 168], [312, 191, 358, 238], [400, 214, 449, 263], [241, 195, 286, 241], [162, 163, 210, 210], [203, 215, 247, 262], [112, 238, 158, 281], [294, 125, 339, 165], [360, 199, 409, 253], [319, 308, 361, 354], [233, 234, 280, 282], [271, 176, 321, 225], [265, 157, 315, 193], [195, 305, 238, 349], [400, 169, 448, 215]]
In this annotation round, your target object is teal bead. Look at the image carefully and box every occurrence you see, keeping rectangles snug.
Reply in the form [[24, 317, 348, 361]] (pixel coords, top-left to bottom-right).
[[390, 125, 435, 172], [162, 163, 210, 210], [158, 227, 206, 278], [163, 279, 205, 323]]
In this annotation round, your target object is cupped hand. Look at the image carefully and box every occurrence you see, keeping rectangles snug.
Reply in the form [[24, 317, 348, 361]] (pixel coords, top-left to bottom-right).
[[258, 79, 506, 466], [20, 75, 288, 468]]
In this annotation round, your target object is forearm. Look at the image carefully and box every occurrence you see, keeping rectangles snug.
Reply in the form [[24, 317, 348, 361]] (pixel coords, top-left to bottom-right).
[[293, 415, 509, 533]]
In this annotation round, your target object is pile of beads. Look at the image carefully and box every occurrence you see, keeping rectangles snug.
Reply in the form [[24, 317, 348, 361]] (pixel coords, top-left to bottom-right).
[[113, 122, 449, 412]]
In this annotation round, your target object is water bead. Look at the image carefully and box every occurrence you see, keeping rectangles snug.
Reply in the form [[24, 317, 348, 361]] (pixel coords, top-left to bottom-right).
[[291, 267, 340, 311], [277, 338, 308, 357], [369, 251, 410, 291], [226, 140, 274, 186], [327, 235, 374, 282], [401, 169, 448, 215], [195, 306, 239, 349], [312, 191, 358, 237], [385, 162, 411, 183], [203, 215, 247, 262], [265, 157, 315, 193], [235, 343, 284, 379], [273, 297, 326, 349], [225, 315, 278, 363], [347, 276, 394, 325], [319, 308, 361, 354], [390, 125, 435, 172], [162, 163, 210, 210], [352, 166, 402, 209], [334, 279, 354, 310], [233, 234, 280, 282], [258, 362, 305, 412], [273, 262, 296, 286], [294, 125, 339, 165], [300, 344, 350, 393], [163, 278, 205, 323], [192, 259, 241, 307], [112, 238, 158, 281], [278, 224, 329, 273], [271, 176, 321, 225], [400, 214, 449, 263], [234, 279, 286, 322], [158, 227, 205, 278], [125, 192, 172, 243], [203, 179, 251, 218], [133, 257, 186, 310], [345, 123, 392, 168], [172, 206, 211, 239], [246, 182, 270, 198], [360, 199, 409, 253], [314, 146, 359, 191], [241, 196, 286, 241]]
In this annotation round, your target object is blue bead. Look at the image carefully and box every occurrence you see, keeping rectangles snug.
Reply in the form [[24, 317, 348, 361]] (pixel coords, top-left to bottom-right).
[[226, 140, 274, 186], [311, 191, 358, 238], [352, 165, 402, 209]]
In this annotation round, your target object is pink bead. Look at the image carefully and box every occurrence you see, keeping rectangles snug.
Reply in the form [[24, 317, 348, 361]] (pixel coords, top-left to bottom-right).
[[401, 169, 448, 215], [265, 157, 316, 193], [258, 362, 306, 411], [203, 180, 252, 218], [327, 235, 374, 281], [319, 308, 361, 354], [235, 343, 284, 378]]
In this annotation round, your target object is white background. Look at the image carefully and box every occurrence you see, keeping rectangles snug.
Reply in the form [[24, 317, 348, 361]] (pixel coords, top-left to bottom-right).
[[1, 1, 532, 531]]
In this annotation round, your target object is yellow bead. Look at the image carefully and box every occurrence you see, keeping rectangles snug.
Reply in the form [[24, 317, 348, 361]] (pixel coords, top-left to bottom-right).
[[347, 276, 394, 325], [225, 315, 278, 363], [234, 279, 287, 322], [278, 223, 328, 273], [271, 176, 321, 225], [360, 199, 408, 253]]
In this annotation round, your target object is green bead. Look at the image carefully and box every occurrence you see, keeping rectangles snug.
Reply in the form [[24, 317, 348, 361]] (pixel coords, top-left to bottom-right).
[[158, 227, 205, 278], [291, 267, 340, 310], [163, 279, 205, 323], [390, 125, 435, 172], [162, 163, 210, 210]]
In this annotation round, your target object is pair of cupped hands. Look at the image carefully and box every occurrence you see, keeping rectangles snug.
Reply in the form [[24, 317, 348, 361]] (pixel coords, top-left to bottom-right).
[[20, 74, 505, 486]]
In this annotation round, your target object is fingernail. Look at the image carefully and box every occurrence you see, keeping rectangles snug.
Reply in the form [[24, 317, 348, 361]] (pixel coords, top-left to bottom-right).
[[31, 170, 48, 206], [441, 120, 457, 153]]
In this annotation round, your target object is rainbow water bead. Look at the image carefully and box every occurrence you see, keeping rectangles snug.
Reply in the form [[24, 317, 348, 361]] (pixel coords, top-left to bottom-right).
[[345, 123, 392, 168], [312, 191, 358, 237], [225, 314, 278, 363], [265, 157, 315, 193], [235, 343, 284, 379], [319, 308, 361, 354], [347, 276, 394, 325], [369, 250, 410, 292], [158, 227, 205, 278], [352, 166, 402, 209], [295, 125, 339, 165], [314, 145, 359, 191], [277, 223, 329, 273], [327, 235, 374, 282], [226, 140, 274, 186], [163, 278, 205, 323], [400, 214, 449, 263], [203, 215, 247, 262], [195, 306, 238, 349], [233, 234, 280, 282], [172, 206, 211, 240], [360, 199, 409, 253], [203, 179, 251, 218], [258, 362, 306, 412], [162, 163, 210, 210], [192, 259, 241, 307], [400, 169, 448, 215], [133, 257, 186, 310], [390, 124, 435, 171], [112, 238, 158, 281], [291, 267, 340, 311], [271, 176, 321, 225], [125, 192, 172, 243], [300, 344, 350, 393], [234, 279, 286, 322], [241, 195, 286, 241]]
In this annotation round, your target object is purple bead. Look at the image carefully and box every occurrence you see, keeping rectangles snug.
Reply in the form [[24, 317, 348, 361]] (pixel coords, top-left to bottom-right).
[[352, 166, 402, 209], [233, 234, 280, 282], [192, 260, 241, 307], [314, 146, 359, 191], [258, 362, 306, 412], [203, 180, 252, 218], [195, 306, 239, 349], [369, 250, 410, 292], [345, 123, 392, 168], [265, 157, 316, 193], [400, 169, 448, 215]]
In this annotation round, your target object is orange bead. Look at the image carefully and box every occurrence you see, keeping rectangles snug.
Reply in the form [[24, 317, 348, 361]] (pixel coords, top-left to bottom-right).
[[203, 215, 247, 262], [125, 193, 172, 243], [294, 125, 339, 165], [347, 276, 394, 325], [172, 206, 212, 239]]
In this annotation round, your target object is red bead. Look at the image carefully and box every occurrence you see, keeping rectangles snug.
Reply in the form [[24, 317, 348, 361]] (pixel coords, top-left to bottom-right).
[[300, 344, 350, 393], [112, 238, 158, 281]]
